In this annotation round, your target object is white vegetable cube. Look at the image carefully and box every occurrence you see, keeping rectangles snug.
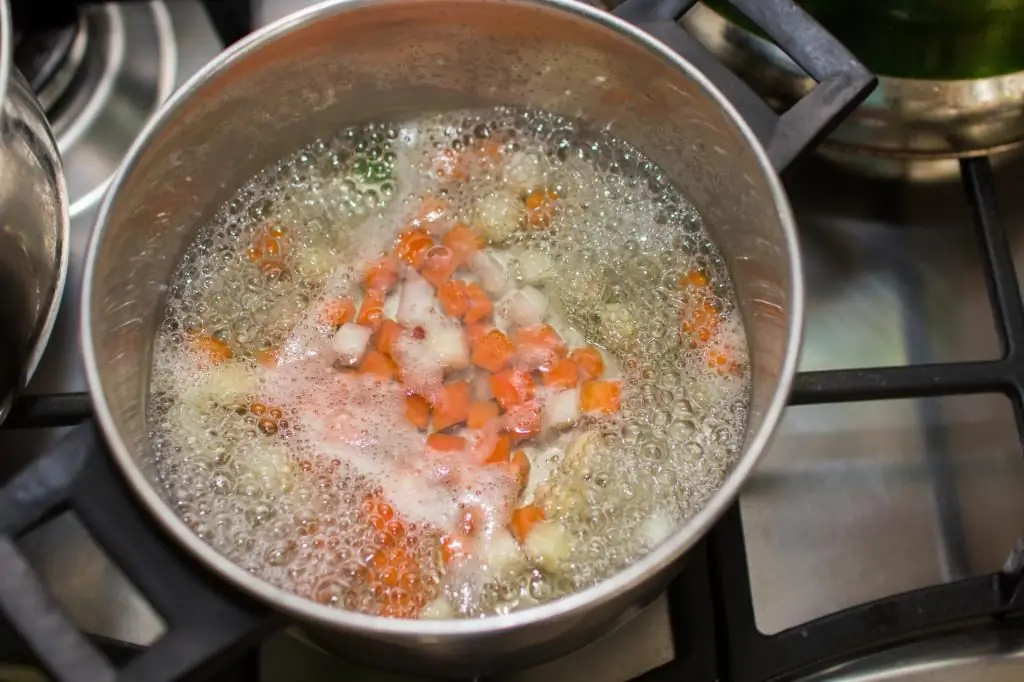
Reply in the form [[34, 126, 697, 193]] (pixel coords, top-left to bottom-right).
[[523, 520, 573, 571], [331, 323, 372, 365], [500, 286, 548, 328], [473, 191, 521, 243], [543, 388, 580, 431], [397, 271, 439, 326], [469, 250, 511, 297], [640, 511, 676, 549], [504, 151, 545, 193], [481, 528, 526, 576], [428, 324, 470, 371], [420, 596, 455, 620], [514, 249, 554, 285]]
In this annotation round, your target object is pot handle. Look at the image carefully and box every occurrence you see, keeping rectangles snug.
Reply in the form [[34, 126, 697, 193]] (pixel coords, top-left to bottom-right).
[[612, 0, 876, 171], [0, 423, 282, 681]]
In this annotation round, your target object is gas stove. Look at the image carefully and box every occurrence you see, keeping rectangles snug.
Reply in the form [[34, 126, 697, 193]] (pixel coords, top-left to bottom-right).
[[2, 2, 1024, 681]]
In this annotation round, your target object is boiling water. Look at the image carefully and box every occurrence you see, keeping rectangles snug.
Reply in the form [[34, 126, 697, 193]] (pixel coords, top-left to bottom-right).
[[148, 107, 749, 618]]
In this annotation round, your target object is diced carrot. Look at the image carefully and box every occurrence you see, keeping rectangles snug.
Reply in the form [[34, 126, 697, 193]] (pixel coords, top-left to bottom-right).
[[465, 322, 493, 349], [471, 329, 515, 373], [438, 280, 469, 318], [394, 229, 434, 267], [509, 505, 545, 544], [707, 344, 740, 376], [192, 334, 232, 364], [357, 289, 387, 331], [580, 380, 622, 414], [514, 324, 566, 357], [255, 347, 278, 368], [524, 189, 558, 229], [540, 357, 579, 389], [467, 400, 500, 429], [419, 245, 459, 288], [504, 403, 541, 442], [474, 139, 505, 164], [570, 346, 605, 381], [432, 381, 471, 431], [509, 450, 531, 492], [442, 223, 483, 265], [248, 223, 289, 277], [410, 196, 450, 232], [682, 300, 720, 346], [430, 148, 468, 181], [680, 269, 709, 289], [463, 283, 493, 324], [363, 256, 399, 293], [375, 319, 404, 357], [490, 369, 535, 410], [427, 433, 467, 452], [485, 434, 511, 464], [440, 533, 470, 566], [359, 350, 398, 381], [404, 394, 431, 430], [319, 297, 356, 327]]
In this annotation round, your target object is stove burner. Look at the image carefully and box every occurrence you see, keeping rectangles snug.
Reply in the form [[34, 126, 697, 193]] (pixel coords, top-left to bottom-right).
[[13, 15, 89, 115]]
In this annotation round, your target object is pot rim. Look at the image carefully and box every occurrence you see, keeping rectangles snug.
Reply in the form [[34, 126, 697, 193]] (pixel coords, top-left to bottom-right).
[[81, 0, 803, 639], [0, 0, 9, 118]]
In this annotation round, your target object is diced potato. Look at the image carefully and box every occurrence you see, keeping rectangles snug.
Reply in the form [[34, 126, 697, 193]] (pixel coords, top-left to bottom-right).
[[421, 595, 455, 620], [542, 388, 580, 431], [428, 324, 470, 371], [183, 363, 257, 408], [331, 323, 372, 365], [472, 191, 521, 243], [500, 286, 548, 328], [469, 250, 511, 297], [503, 151, 545, 194], [397, 270, 439, 326], [514, 249, 555, 285], [481, 528, 527, 576], [523, 520, 572, 571], [640, 511, 676, 549]]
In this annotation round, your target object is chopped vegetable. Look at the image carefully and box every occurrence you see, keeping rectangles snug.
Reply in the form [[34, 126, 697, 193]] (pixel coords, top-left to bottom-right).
[[247, 222, 289, 277], [359, 350, 398, 381], [419, 245, 459, 288], [580, 379, 622, 414], [505, 403, 542, 442], [490, 369, 535, 410], [374, 319, 404, 357], [523, 519, 572, 570], [432, 380, 471, 431], [427, 433, 467, 452], [463, 283, 494, 324], [540, 357, 579, 389], [570, 346, 604, 381], [255, 348, 279, 368], [500, 286, 548, 328], [473, 191, 521, 243], [421, 596, 455, 619], [357, 289, 387, 331], [468, 250, 511, 297], [485, 434, 511, 464], [404, 393, 431, 430], [410, 195, 450, 233], [430, 147, 467, 181], [471, 329, 515, 373], [514, 249, 555, 285], [319, 297, 356, 328], [524, 189, 558, 229], [468, 400, 500, 429], [441, 223, 484, 266], [363, 256, 399, 292], [480, 528, 526, 576], [514, 324, 566, 369], [543, 388, 580, 431], [331, 323, 373, 365], [191, 334, 233, 364], [394, 228, 434, 267], [397, 270, 438, 326], [440, 533, 470, 566], [438, 280, 469, 318], [503, 151, 545, 193], [509, 449, 531, 492], [509, 504, 545, 544], [428, 325, 470, 371]]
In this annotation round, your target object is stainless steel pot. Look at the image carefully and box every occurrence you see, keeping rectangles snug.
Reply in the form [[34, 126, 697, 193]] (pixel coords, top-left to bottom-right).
[[80, 0, 872, 675], [0, 0, 70, 420]]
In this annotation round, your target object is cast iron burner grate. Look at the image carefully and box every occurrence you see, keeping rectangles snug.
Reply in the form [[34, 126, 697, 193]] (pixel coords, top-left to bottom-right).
[[2, 159, 1022, 682]]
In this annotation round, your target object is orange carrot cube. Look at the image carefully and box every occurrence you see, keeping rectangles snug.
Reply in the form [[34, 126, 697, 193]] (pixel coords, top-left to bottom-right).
[[363, 256, 399, 293], [442, 223, 484, 265], [432, 381, 471, 431], [540, 357, 579, 389], [504, 403, 541, 442], [319, 297, 356, 328], [510, 505, 545, 543], [524, 189, 558, 229], [419, 245, 459, 288], [514, 324, 566, 356], [192, 334, 232, 364], [394, 229, 434, 267], [484, 434, 511, 464], [580, 380, 622, 414], [570, 346, 604, 381], [490, 369, 535, 410], [426, 433, 467, 452], [404, 394, 431, 430], [471, 330, 515, 373], [509, 450, 531, 492], [467, 400, 500, 429], [463, 283, 493, 324], [359, 350, 398, 382], [438, 280, 469, 318], [375, 319, 404, 357]]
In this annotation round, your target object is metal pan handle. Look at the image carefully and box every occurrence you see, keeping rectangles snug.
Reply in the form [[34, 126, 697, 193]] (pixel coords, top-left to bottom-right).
[[0, 423, 282, 681], [612, 0, 876, 171]]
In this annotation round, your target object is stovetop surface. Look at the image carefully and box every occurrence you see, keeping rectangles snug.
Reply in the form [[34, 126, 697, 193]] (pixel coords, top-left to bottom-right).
[[2, 1, 1024, 681]]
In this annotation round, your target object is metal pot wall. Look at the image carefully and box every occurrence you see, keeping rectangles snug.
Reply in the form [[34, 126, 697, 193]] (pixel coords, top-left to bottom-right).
[[79, 0, 871, 675], [0, 0, 70, 421]]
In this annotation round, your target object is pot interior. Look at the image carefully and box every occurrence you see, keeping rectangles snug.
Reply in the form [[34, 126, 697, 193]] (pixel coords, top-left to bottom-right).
[[86, 0, 795, 616]]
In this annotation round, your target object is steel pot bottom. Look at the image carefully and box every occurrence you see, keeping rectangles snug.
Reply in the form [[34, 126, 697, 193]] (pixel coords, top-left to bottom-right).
[[81, 0, 801, 674]]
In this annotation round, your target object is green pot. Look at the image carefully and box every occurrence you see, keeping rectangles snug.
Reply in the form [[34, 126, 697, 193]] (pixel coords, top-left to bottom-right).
[[705, 0, 1024, 79]]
